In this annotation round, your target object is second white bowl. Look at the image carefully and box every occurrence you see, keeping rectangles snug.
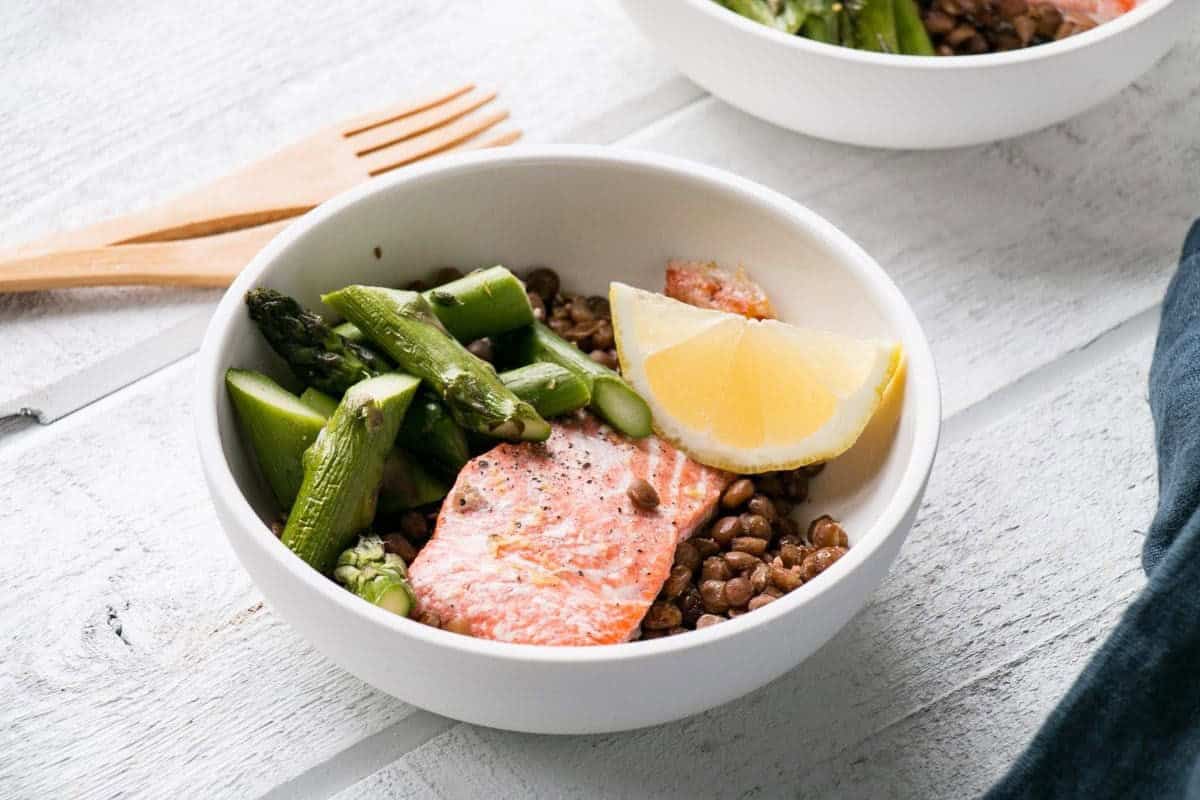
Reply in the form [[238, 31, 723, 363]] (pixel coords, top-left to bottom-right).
[[620, 0, 1190, 149]]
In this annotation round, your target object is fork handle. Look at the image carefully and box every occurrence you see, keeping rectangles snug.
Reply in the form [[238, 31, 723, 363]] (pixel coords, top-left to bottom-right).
[[0, 222, 287, 292], [5, 140, 343, 255]]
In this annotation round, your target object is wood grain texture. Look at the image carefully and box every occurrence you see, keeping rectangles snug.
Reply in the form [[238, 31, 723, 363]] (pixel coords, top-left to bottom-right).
[[624, 19, 1200, 416], [332, 338, 1156, 799], [0, 0, 688, 407], [0, 359, 413, 799]]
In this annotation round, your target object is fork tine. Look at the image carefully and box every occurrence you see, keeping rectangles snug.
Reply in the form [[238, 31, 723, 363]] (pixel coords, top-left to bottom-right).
[[360, 109, 510, 176], [455, 129, 523, 151], [341, 84, 475, 137], [351, 89, 498, 156]]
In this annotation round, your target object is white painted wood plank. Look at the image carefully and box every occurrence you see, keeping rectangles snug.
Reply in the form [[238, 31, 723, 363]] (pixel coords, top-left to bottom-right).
[[798, 598, 1134, 799], [0, 0, 695, 409], [333, 336, 1156, 799], [0, 358, 417, 800], [622, 22, 1200, 416]]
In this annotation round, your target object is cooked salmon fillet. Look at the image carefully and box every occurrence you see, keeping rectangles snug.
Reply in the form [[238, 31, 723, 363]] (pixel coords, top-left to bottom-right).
[[665, 260, 775, 320], [408, 414, 731, 645]]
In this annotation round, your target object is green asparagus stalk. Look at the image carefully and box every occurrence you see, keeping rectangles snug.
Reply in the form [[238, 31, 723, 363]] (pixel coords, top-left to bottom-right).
[[333, 321, 366, 344], [299, 386, 339, 417], [282, 372, 420, 572], [226, 369, 328, 508], [333, 536, 415, 616], [893, 0, 935, 54], [333, 266, 535, 345], [300, 387, 450, 510], [855, 0, 899, 51], [496, 322, 652, 438], [323, 286, 550, 442], [720, 0, 807, 32], [423, 266, 535, 342], [499, 362, 591, 418], [802, 10, 838, 42], [395, 388, 472, 475], [246, 288, 392, 395]]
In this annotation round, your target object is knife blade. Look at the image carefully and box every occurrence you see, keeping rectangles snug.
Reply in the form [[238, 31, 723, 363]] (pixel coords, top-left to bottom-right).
[[0, 307, 213, 425]]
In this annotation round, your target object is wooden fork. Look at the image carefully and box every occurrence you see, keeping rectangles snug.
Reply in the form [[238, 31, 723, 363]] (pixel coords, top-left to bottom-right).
[[0, 84, 520, 291]]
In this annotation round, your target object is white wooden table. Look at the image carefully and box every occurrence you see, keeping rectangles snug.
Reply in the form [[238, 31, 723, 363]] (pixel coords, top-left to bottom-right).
[[2, 2, 1196, 797]]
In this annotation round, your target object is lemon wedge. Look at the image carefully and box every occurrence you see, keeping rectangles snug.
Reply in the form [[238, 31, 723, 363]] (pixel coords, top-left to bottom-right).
[[610, 282, 903, 473]]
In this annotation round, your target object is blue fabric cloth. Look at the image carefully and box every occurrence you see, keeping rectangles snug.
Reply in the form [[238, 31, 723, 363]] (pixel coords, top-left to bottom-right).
[[984, 220, 1200, 800]]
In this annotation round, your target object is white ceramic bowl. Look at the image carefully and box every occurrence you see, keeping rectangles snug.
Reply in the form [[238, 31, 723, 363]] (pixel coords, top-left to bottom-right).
[[196, 146, 941, 733], [619, 0, 1190, 149]]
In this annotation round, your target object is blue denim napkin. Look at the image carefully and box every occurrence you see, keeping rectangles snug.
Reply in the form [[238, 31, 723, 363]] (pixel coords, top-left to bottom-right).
[[985, 220, 1200, 799]]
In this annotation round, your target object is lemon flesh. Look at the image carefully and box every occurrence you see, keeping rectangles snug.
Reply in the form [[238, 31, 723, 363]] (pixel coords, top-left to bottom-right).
[[611, 283, 902, 473]]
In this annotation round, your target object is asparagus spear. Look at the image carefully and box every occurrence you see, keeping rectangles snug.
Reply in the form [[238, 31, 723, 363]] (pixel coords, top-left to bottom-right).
[[323, 286, 550, 442], [496, 322, 652, 438], [721, 0, 807, 32], [333, 321, 366, 345], [424, 266, 535, 342], [246, 288, 391, 395], [395, 388, 472, 475], [802, 10, 838, 42], [893, 0, 935, 54], [499, 362, 591, 418], [855, 0, 899, 51], [299, 386, 339, 417], [226, 369, 327, 508], [333, 536, 415, 616], [300, 387, 451, 510], [333, 266, 535, 345], [282, 372, 420, 572]]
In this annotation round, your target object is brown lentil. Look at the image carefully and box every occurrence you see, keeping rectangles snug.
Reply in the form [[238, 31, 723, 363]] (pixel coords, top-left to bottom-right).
[[721, 478, 755, 509], [731, 537, 768, 556], [695, 613, 725, 629], [810, 515, 850, 548], [747, 494, 776, 521], [524, 267, 560, 302], [589, 349, 619, 370], [444, 616, 472, 636], [662, 564, 693, 599], [749, 561, 770, 593], [467, 338, 495, 363], [800, 546, 847, 582], [769, 564, 804, 592], [692, 538, 721, 558], [643, 601, 683, 630], [747, 594, 775, 612], [780, 542, 813, 569], [699, 579, 731, 614], [673, 540, 701, 571], [702, 556, 734, 582], [678, 586, 705, 627], [712, 515, 742, 546], [724, 576, 753, 608], [627, 478, 660, 510], [740, 513, 772, 540], [382, 533, 419, 563], [723, 550, 760, 573]]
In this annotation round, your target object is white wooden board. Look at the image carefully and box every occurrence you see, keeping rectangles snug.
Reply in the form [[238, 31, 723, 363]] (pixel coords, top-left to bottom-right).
[[2, 1, 1193, 797]]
